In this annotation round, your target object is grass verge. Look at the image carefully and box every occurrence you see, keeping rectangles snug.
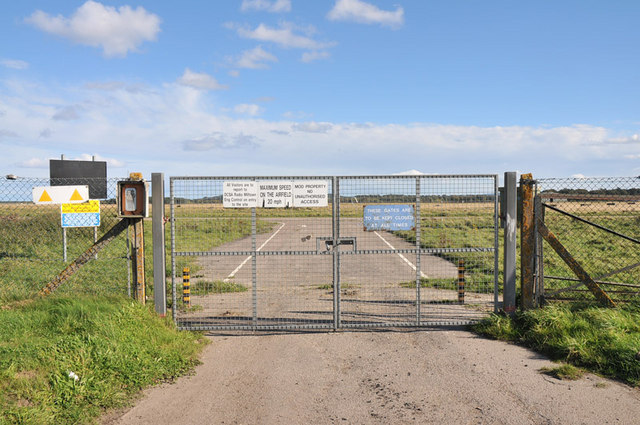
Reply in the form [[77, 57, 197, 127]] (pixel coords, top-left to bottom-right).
[[472, 302, 640, 386], [0, 295, 207, 425]]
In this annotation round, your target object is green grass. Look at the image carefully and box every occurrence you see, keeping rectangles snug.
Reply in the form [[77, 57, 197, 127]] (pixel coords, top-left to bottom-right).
[[0, 295, 207, 425], [473, 302, 640, 386], [539, 364, 584, 381], [190, 280, 248, 295]]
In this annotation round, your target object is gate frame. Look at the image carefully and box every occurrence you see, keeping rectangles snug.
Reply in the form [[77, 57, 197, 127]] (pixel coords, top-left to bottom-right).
[[170, 174, 500, 331]]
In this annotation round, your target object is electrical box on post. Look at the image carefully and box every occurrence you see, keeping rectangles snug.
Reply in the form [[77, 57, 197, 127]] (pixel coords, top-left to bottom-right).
[[117, 173, 149, 218]]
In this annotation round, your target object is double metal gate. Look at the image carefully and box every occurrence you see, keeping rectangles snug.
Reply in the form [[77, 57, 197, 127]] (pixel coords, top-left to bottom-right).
[[170, 175, 498, 331]]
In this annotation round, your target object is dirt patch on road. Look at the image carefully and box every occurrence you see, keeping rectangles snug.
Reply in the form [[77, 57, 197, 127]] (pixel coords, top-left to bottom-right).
[[106, 329, 640, 425]]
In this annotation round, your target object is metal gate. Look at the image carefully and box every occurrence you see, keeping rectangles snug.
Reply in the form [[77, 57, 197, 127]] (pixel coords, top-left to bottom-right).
[[170, 175, 498, 331]]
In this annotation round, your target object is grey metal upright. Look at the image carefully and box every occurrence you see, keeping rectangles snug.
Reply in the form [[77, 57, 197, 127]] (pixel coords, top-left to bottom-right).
[[152, 173, 167, 316], [503, 171, 517, 315]]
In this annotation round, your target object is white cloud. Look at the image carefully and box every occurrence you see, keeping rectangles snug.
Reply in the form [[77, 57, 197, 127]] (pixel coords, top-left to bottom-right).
[[241, 0, 291, 13], [301, 50, 330, 63], [571, 173, 586, 178], [25, 0, 161, 57], [1, 59, 29, 70], [52, 105, 80, 121], [183, 133, 259, 151], [235, 46, 278, 69], [2, 76, 639, 178], [292, 121, 333, 133], [18, 158, 48, 168], [234, 22, 335, 50], [234, 104, 264, 116], [228, 70, 240, 78], [177, 69, 227, 90], [327, 0, 404, 29]]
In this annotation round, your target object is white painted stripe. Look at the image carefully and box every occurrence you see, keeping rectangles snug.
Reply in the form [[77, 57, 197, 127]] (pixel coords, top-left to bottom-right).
[[374, 231, 429, 279], [224, 222, 286, 282]]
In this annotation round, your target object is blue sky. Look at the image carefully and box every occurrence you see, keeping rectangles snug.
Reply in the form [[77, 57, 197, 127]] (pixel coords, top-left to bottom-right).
[[1, 0, 639, 179]]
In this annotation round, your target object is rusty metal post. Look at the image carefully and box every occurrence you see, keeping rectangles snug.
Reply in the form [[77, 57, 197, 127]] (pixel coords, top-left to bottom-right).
[[130, 218, 146, 304], [520, 173, 535, 310]]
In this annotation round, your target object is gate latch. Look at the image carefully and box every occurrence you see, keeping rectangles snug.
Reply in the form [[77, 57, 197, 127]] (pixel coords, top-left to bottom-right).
[[316, 237, 357, 252]]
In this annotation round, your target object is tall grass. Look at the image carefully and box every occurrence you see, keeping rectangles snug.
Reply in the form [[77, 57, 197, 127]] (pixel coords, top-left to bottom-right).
[[0, 295, 207, 425]]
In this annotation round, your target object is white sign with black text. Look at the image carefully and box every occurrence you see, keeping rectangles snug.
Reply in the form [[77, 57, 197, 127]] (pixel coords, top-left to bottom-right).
[[258, 181, 292, 208], [223, 181, 258, 208], [293, 180, 329, 207]]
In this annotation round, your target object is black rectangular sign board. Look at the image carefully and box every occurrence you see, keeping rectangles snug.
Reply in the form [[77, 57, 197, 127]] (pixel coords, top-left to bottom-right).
[[50, 159, 108, 199]]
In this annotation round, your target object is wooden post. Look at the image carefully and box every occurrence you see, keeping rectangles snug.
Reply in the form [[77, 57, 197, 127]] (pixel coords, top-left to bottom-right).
[[131, 218, 145, 304], [520, 173, 535, 310]]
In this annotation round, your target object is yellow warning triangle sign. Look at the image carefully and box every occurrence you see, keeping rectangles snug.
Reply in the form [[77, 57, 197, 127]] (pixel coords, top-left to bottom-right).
[[39, 190, 53, 202], [70, 189, 84, 201]]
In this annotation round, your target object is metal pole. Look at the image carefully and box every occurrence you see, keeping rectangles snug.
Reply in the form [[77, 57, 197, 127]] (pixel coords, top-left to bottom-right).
[[131, 218, 145, 304], [415, 176, 421, 325], [503, 172, 517, 315], [170, 178, 177, 323], [458, 260, 465, 304], [62, 228, 67, 262], [251, 205, 257, 330], [126, 224, 131, 298], [152, 173, 167, 316], [494, 175, 500, 313], [332, 176, 340, 330]]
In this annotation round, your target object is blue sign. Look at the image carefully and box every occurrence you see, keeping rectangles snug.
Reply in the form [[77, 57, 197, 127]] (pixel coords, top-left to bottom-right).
[[363, 204, 415, 231], [61, 212, 100, 228]]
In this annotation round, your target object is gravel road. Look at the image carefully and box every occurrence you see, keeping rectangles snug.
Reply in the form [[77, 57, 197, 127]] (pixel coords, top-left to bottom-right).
[[106, 328, 640, 425]]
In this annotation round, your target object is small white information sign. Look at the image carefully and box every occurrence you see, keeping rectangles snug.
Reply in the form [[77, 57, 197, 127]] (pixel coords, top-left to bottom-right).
[[223, 181, 258, 208], [293, 180, 329, 207], [32, 185, 89, 205], [258, 181, 293, 208]]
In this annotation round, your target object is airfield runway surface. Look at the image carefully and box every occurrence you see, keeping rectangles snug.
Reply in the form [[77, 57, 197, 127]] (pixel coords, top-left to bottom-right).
[[178, 217, 494, 328]]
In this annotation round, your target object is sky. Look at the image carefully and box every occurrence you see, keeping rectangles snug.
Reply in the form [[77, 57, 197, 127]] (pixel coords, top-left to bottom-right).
[[0, 0, 639, 180]]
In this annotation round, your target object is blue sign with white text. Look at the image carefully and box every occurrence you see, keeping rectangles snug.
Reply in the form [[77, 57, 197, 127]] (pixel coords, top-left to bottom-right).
[[61, 212, 100, 228], [363, 204, 415, 231]]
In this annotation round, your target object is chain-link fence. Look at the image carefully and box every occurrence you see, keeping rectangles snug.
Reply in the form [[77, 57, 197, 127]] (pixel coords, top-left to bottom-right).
[[170, 175, 498, 331], [0, 176, 135, 303], [535, 177, 640, 303]]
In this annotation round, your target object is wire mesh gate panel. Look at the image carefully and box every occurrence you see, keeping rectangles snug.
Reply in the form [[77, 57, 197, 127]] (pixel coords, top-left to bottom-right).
[[170, 175, 498, 331], [534, 177, 640, 304]]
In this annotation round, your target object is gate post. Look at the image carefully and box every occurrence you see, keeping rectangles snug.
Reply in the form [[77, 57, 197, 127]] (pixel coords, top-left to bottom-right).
[[503, 172, 517, 315], [520, 173, 536, 310], [152, 173, 167, 316]]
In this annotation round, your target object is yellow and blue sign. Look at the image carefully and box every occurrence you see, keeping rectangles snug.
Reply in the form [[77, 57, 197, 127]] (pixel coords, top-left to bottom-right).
[[61, 200, 100, 228], [363, 204, 415, 231]]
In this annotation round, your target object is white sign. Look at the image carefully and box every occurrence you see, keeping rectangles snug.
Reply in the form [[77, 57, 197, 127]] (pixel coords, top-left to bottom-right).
[[258, 181, 292, 208], [32, 185, 89, 204], [293, 180, 329, 207], [223, 181, 258, 208]]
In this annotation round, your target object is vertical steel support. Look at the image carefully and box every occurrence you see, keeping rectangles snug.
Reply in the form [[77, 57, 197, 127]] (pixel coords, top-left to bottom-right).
[[170, 178, 177, 323], [251, 206, 257, 330], [152, 173, 167, 316], [415, 177, 421, 325], [93, 226, 98, 260], [493, 175, 500, 313], [503, 172, 517, 315], [332, 176, 340, 330], [126, 226, 131, 298], [520, 173, 535, 310], [131, 218, 145, 304], [62, 228, 67, 262]]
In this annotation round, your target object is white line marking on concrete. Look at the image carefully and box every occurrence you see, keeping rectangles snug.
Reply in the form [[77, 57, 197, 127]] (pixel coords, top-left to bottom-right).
[[374, 231, 429, 279], [224, 222, 286, 282]]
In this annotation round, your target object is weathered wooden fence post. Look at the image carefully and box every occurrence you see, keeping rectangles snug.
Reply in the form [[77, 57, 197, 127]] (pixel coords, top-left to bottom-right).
[[520, 173, 536, 310]]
